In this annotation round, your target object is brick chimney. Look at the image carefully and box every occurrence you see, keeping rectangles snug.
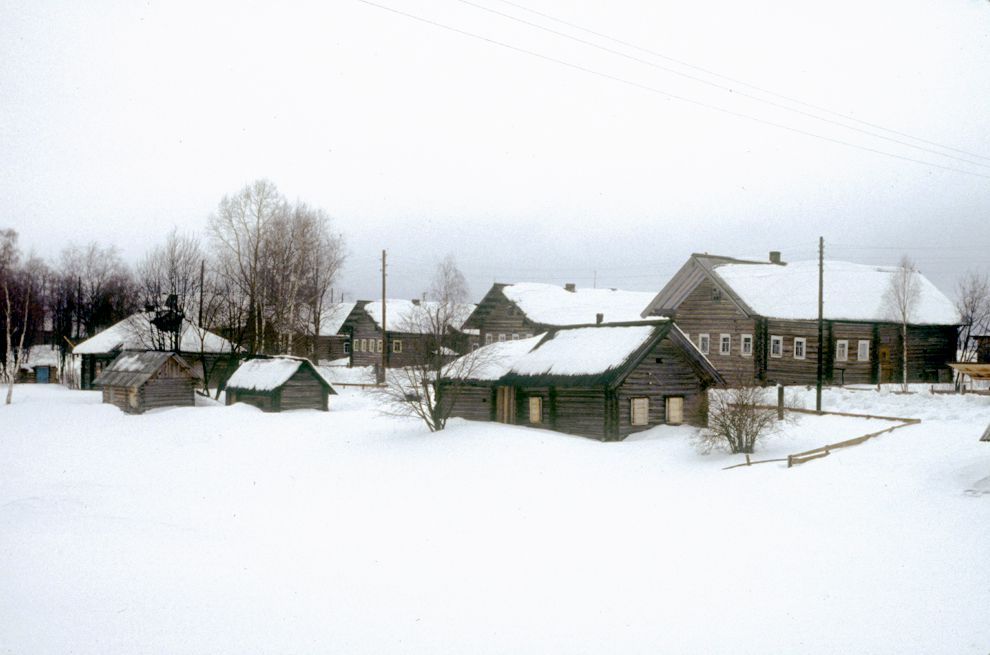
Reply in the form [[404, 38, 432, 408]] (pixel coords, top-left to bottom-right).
[[564, 283, 576, 292], [769, 251, 783, 264], [596, 313, 604, 324]]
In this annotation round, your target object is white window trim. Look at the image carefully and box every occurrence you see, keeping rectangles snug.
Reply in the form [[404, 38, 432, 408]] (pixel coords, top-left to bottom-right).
[[665, 396, 684, 425], [719, 333, 731, 356], [485, 334, 493, 345], [740, 334, 753, 357], [857, 340, 870, 362], [836, 339, 849, 362], [698, 333, 710, 355], [794, 337, 806, 360], [498, 334, 506, 343], [393, 340, 402, 354], [770, 335, 783, 358], [528, 396, 542, 424]]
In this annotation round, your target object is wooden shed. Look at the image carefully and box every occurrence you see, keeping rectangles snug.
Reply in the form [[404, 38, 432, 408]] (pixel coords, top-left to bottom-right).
[[93, 351, 201, 414], [225, 356, 336, 412], [440, 320, 723, 441]]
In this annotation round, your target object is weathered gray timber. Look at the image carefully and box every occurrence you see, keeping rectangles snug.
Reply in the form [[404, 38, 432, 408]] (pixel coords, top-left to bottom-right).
[[93, 351, 201, 414], [641, 253, 959, 385], [441, 321, 723, 441], [225, 356, 336, 412]]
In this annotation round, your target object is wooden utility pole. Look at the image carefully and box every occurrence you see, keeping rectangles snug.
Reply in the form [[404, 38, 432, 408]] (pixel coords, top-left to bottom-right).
[[380, 249, 387, 383], [198, 259, 205, 328], [816, 236, 824, 414]]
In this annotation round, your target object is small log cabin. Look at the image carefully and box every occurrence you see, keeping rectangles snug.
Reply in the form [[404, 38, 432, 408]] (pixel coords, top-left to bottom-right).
[[73, 312, 239, 390], [93, 351, 201, 414], [16, 345, 60, 383], [640, 253, 960, 385], [440, 320, 723, 441], [462, 282, 656, 346], [340, 299, 476, 369], [225, 356, 336, 412]]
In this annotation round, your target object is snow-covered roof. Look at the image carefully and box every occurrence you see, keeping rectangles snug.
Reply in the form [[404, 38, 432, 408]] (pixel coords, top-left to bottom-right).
[[317, 302, 357, 336], [500, 283, 655, 326], [21, 344, 60, 369], [454, 335, 545, 382], [361, 300, 475, 333], [226, 356, 335, 393], [511, 325, 656, 377], [712, 260, 960, 325], [92, 351, 200, 388], [73, 313, 236, 355]]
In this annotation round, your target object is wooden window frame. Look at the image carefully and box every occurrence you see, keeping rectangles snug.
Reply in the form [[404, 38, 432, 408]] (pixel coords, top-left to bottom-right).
[[698, 333, 710, 355], [630, 397, 650, 426], [343, 341, 350, 354], [857, 340, 870, 361], [836, 339, 849, 362], [485, 334, 493, 345], [719, 333, 731, 356], [740, 334, 753, 357], [794, 337, 806, 360], [498, 334, 506, 342], [393, 340, 402, 354], [377, 339, 383, 353], [528, 396, 542, 424], [512, 334, 519, 341], [770, 335, 783, 358]]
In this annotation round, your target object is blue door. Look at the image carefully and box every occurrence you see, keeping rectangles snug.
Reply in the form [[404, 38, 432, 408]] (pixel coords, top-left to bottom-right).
[[36, 366, 49, 383]]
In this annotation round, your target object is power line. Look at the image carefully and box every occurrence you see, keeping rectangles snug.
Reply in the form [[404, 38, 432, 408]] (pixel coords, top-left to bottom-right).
[[352, 0, 990, 181], [454, 0, 990, 170], [490, 0, 990, 164]]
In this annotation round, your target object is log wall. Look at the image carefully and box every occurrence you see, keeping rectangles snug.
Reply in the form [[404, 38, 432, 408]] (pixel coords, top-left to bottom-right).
[[278, 367, 329, 411]]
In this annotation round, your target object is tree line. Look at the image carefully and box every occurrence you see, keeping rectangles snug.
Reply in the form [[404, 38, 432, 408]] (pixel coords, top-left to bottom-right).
[[1, 179, 346, 395]]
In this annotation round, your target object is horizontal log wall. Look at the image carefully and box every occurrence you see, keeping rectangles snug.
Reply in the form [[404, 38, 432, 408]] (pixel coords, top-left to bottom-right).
[[442, 385, 494, 422], [228, 390, 275, 412], [142, 378, 196, 411], [551, 388, 607, 440], [278, 367, 328, 411], [472, 292, 540, 345], [515, 386, 551, 428]]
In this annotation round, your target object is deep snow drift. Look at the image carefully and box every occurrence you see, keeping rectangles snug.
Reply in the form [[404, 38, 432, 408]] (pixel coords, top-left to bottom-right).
[[1, 384, 988, 654]]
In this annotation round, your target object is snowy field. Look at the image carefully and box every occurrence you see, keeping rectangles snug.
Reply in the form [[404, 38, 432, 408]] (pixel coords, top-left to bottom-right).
[[1, 384, 989, 654]]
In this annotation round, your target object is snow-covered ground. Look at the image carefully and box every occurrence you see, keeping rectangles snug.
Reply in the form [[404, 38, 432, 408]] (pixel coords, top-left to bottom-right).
[[1, 384, 988, 654]]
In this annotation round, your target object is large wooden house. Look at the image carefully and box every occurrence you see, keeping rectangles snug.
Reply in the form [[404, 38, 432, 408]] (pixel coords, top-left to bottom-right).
[[462, 282, 656, 346], [225, 356, 335, 412], [73, 312, 239, 390], [640, 253, 960, 385], [340, 299, 476, 369], [440, 320, 723, 441], [93, 351, 201, 414]]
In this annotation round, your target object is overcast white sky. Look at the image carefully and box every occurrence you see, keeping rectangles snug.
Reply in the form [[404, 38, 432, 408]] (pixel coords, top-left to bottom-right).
[[2, 0, 989, 302]]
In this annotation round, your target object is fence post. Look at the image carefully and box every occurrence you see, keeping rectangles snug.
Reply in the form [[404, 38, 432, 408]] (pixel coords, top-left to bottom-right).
[[777, 384, 785, 421]]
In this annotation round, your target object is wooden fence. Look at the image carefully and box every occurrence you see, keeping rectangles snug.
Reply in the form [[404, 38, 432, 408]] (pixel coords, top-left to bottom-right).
[[723, 406, 921, 470]]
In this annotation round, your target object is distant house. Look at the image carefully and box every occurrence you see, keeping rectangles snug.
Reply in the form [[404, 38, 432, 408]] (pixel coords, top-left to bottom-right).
[[440, 320, 723, 441], [17, 345, 61, 384], [970, 324, 990, 364], [290, 302, 357, 363], [340, 299, 476, 369], [72, 312, 239, 390], [462, 282, 656, 347], [93, 351, 201, 414], [225, 356, 336, 412], [640, 252, 960, 385]]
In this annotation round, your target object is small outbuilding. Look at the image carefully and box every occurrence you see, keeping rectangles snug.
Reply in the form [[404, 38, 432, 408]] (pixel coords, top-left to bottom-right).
[[93, 351, 201, 414], [440, 320, 723, 441], [225, 356, 336, 412]]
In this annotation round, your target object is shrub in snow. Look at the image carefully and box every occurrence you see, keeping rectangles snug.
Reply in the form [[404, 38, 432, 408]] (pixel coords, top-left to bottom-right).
[[698, 385, 781, 454]]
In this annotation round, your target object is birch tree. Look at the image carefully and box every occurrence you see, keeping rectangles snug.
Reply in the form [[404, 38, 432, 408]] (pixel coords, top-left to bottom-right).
[[883, 256, 921, 392], [1, 231, 45, 404], [956, 270, 990, 363]]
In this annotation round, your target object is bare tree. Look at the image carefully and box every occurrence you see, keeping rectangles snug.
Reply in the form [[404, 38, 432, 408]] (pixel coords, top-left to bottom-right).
[[956, 270, 990, 364], [882, 256, 921, 392], [376, 255, 479, 432], [2, 231, 46, 404], [137, 229, 204, 351], [697, 384, 780, 454], [300, 210, 346, 358], [59, 242, 139, 337]]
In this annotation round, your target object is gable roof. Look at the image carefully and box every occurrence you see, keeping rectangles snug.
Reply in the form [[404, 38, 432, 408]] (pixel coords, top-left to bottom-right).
[[348, 299, 475, 334], [92, 351, 200, 388], [73, 312, 236, 355], [447, 320, 722, 388], [225, 356, 336, 393], [642, 254, 960, 325]]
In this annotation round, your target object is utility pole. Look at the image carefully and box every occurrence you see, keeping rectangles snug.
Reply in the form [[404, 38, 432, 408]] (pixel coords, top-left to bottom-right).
[[198, 259, 205, 328], [380, 249, 387, 383], [816, 236, 824, 414]]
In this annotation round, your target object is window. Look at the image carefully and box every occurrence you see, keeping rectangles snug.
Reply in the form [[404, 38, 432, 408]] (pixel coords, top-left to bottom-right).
[[631, 397, 650, 426], [392, 340, 402, 354], [857, 340, 870, 361], [512, 334, 519, 340], [698, 333, 710, 355], [498, 334, 506, 342], [836, 340, 848, 362], [377, 339, 383, 353], [794, 337, 806, 360], [711, 287, 722, 303], [485, 334, 493, 345], [719, 334, 731, 356], [472, 343, 480, 351], [528, 397, 542, 424], [343, 340, 351, 354], [524, 333, 533, 339], [665, 397, 684, 425], [770, 335, 783, 358], [740, 334, 753, 356], [359, 338, 366, 352]]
